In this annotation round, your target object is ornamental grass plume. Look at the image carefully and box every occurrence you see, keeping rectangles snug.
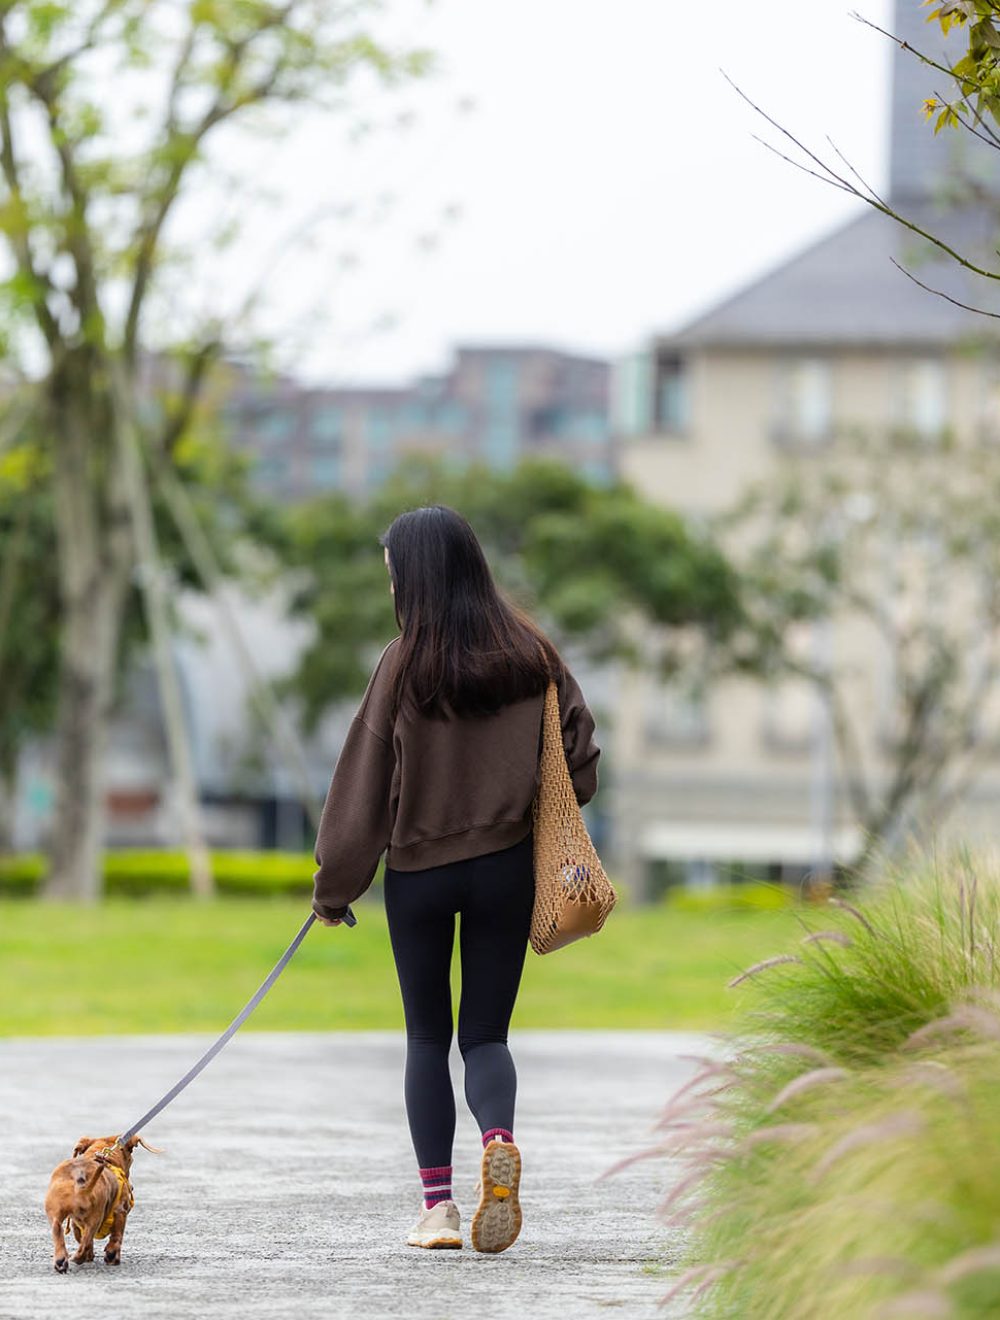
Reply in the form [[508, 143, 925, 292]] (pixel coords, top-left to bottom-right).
[[645, 847, 1000, 1317]]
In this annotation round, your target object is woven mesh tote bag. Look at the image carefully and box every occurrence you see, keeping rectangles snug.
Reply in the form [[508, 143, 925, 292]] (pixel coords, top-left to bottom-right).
[[530, 679, 617, 955]]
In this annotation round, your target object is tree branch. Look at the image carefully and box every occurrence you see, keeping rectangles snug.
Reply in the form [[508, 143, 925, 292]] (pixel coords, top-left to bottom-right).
[[123, 2, 298, 359], [155, 337, 222, 459], [889, 256, 1000, 319], [0, 23, 60, 349], [727, 75, 1000, 288], [20, 64, 103, 332]]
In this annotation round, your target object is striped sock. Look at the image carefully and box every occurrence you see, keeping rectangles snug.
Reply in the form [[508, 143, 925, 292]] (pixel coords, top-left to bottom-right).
[[419, 1165, 453, 1209], [482, 1127, 514, 1147]]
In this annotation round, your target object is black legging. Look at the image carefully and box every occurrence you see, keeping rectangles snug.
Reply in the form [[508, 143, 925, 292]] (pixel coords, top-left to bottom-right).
[[383, 831, 535, 1169]]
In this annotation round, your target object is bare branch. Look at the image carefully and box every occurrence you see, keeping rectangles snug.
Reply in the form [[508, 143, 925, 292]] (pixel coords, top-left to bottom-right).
[[727, 75, 1000, 288], [851, 11, 993, 100], [749, 133, 861, 201], [724, 72, 870, 197], [889, 256, 1000, 319], [825, 135, 891, 209]]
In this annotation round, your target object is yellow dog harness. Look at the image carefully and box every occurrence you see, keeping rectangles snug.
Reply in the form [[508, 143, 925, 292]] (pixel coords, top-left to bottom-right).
[[72, 1158, 134, 1241]]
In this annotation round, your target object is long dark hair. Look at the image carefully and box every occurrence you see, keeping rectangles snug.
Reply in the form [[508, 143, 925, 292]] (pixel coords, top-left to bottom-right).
[[379, 505, 563, 719]]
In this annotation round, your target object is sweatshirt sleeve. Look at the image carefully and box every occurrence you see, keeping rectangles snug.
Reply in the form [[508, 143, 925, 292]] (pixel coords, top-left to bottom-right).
[[311, 642, 398, 921], [557, 664, 601, 807]]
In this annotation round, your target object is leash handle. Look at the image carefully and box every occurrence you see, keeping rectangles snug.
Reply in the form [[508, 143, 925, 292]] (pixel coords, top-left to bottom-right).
[[117, 906, 355, 1145]]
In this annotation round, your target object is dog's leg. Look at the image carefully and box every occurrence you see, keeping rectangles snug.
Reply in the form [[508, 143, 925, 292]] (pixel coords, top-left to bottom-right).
[[50, 1217, 68, 1274], [104, 1210, 127, 1266], [71, 1223, 96, 1266]]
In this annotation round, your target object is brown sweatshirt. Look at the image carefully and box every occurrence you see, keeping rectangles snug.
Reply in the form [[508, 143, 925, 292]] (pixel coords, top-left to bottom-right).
[[311, 636, 600, 920]]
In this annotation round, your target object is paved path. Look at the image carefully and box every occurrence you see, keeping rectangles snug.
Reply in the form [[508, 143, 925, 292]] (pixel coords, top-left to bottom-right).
[[0, 1031, 709, 1320]]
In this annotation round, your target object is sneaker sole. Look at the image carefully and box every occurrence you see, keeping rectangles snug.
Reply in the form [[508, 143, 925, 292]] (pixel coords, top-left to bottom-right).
[[406, 1233, 463, 1250], [471, 1141, 522, 1254]]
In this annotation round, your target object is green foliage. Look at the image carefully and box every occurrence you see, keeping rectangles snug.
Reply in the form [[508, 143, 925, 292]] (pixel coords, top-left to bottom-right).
[[0, 441, 60, 781], [664, 882, 796, 914], [0, 848, 360, 897], [0, 396, 270, 768], [660, 847, 1000, 1316], [279, 454, 745, 729], [0, 1, 433, 360], [924, 0, 1000, 128]]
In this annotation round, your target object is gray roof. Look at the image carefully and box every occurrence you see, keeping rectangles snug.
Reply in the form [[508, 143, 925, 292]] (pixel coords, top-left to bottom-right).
[[665, 203, 1000, 350], [662, 1, 1000, 352]]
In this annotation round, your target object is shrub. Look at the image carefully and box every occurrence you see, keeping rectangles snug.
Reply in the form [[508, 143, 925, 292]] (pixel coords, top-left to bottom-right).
[[664, 881, 796, 914], [0, 850, 386, 898], [0, 852, 44, 896], [646, 847, 1000, 1317]]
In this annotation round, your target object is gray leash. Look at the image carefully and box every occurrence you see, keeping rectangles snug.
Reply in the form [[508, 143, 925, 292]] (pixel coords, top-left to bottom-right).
[[116, 906, 356, 1147]]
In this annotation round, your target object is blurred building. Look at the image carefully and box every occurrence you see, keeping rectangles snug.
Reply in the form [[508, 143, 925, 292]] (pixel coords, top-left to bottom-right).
[[12, 343, 612, 855], [221, 344, 613, 500], [10, 582, 344, 854], [611, 0, 1000, 897]]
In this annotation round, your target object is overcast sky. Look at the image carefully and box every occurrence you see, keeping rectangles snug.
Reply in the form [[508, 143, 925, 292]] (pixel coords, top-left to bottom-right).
[[185, 0, 895, 386]]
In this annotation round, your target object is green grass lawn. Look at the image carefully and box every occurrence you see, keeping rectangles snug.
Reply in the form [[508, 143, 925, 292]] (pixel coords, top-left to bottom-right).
[[0, 895, 802, 1035]]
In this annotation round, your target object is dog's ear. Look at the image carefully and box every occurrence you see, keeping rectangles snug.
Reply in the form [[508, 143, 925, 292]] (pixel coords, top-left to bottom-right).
[[72, 1137, 94, 1157], [126, 1134, 164, 1155]]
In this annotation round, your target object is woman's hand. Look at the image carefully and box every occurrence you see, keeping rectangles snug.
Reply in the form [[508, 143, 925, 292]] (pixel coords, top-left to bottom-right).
[[314, 914, 343, 927]]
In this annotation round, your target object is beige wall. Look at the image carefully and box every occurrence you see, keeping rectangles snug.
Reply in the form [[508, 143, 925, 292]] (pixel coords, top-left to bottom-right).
[[613, 345, 1000, 894]]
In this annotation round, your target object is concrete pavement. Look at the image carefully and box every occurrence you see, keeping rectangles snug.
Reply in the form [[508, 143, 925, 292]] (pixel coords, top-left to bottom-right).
[[0, 1031, 709, 1319]]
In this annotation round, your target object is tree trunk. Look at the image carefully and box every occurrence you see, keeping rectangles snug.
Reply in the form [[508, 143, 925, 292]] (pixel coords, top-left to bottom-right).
[[111, 363, 214, 898], [0, 757, 16, 852], [44, 365, 132, 903]]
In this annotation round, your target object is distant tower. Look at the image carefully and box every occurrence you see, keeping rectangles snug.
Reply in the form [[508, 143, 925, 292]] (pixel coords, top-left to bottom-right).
[[888, 0, 970, 200]]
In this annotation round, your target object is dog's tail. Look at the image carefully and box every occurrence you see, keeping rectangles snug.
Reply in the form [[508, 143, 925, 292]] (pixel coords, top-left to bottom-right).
[[80, 1159, 109, 1195]]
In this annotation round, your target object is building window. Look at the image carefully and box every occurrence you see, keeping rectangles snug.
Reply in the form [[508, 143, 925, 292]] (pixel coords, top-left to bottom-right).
[[397, 400, 429, 432], [253, 407, 297, 445], [311, 404, 343, 443], [760, 621, 819, 752], [366, 407, 394, 448], [486, 359, 520, 414], [760, 676, 816, 753], [978, 357, 1000, 444], [655, 355, 690, 434], [254, 455, 291, 486], [893, 357, 947, 441], [310, 455, 341, 488], [533, 406, 608, 441], [611, 350, 653, 438], [434, 400, 468, 434], [773, 358, 833, 448], [644, 679, 710, 747]]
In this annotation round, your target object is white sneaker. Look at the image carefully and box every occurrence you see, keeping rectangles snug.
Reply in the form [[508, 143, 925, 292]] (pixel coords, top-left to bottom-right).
[[406, 1198, 463, 1249], [471, 1140, 522, 1254]]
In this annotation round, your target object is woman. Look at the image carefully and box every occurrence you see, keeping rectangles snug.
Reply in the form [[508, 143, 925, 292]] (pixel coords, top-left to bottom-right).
[[311, 504, 600, 1254]]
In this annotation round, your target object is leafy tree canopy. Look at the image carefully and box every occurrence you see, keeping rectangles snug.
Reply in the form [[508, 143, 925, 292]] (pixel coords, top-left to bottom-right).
[[278, 457, 746, 731]]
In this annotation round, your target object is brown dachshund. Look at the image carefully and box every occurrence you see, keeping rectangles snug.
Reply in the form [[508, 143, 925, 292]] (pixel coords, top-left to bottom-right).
[[45, 1134, 163, 1272]]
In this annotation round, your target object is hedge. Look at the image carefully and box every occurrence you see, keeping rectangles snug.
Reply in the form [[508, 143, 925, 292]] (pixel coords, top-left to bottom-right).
[[0, 851, 385, 899]]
